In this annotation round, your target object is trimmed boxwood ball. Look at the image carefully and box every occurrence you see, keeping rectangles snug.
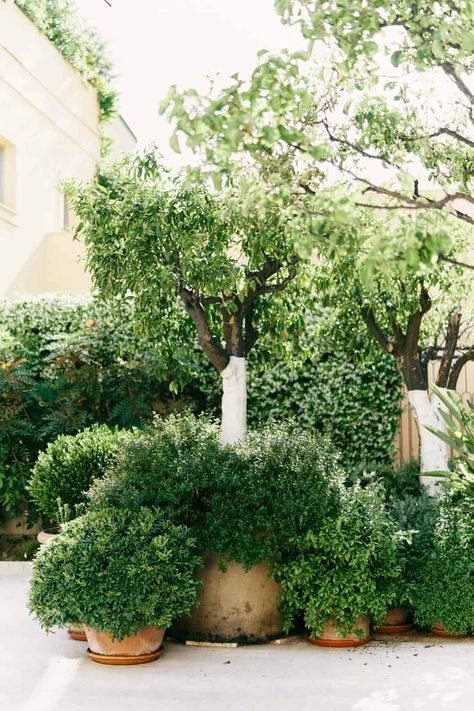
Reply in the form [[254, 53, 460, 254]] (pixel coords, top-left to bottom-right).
[[87, 414, 345, 569], [28, 424, 129, 522], [28, 507, 202, 640], [411, 500, 474, 635], [273, 483, 407, 639]]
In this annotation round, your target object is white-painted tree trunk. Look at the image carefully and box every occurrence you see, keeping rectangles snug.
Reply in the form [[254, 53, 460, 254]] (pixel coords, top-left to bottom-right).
[[407, 389, 449, 496], [220, 356, 247, 446]]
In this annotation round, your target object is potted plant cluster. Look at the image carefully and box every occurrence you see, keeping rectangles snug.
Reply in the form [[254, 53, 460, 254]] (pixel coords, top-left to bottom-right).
[[273, 484, 406, 647], [85, 414, 346, 642], [28, 507, 202, 664]]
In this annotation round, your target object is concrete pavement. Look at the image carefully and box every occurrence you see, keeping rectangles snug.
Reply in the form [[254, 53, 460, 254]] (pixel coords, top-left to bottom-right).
[[1, 563, 473, 711]]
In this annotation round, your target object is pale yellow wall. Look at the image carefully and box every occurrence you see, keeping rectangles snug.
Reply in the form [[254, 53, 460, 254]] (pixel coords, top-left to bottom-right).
[[0, 1, 135, 298]]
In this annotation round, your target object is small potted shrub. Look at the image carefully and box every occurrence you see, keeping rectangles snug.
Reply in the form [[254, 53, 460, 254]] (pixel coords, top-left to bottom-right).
[[411, 500, 474, 637], [274, 484, 405, 647], [28, 507, 202, 664], [29, 424, 128, 538], [375, 488, 437, 633]]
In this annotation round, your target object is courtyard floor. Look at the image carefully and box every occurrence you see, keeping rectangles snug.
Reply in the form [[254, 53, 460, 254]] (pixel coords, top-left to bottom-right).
[[1, 563, 473, 711]]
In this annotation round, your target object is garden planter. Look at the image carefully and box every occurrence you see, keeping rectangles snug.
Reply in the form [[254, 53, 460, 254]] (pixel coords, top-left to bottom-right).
[[308, 616, 371, 647], [68, 623, 87, 641], [375, 608, 413, 634], [170, 553, 282, 643], [37, 527, 59, 545], [84, 625, 165, 665], [432, 622, 467, 638]]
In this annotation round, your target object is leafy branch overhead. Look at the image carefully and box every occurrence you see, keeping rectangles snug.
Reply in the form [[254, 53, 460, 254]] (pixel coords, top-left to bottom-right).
[[161, 0, 474, 273], [69, 153, 306, 379]]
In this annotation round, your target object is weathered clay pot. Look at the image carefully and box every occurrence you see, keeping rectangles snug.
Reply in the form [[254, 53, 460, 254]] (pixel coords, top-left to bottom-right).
[[68, 623, 87, 641], [84, 625, 165, 665], [308, 616, 371, 647], [432, 621, 467, 638], [171, 553, 282, 643], [37, 527, 60, 545], [375, 607, 413, 634]]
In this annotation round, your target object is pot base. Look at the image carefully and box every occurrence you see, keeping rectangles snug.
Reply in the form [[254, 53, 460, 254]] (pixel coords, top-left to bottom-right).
[[375, 623, 414, 634], [307, 636, 371, 648], [68, 627, 87, 642], [87, 645, 164, 665], [432, 628, 465, 638]]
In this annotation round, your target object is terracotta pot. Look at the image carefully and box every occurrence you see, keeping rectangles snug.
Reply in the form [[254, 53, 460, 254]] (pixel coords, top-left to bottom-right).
[[432, 621, 467, 638], [68, 623, 87, 641], [308, 616, 371, 648], [375, 607, 413, 634], [170, 553, 282, 643], [84, 625, 165, 665], [37, 527, 60, 545]]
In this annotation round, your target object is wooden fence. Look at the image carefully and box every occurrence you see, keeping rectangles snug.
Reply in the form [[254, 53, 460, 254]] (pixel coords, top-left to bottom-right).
[[394, 359, 474, 466]]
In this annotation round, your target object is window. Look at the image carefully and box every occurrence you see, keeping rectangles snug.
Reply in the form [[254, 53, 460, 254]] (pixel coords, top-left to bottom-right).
[[0, 137, 16, 212], [0, 146, 5, 205]]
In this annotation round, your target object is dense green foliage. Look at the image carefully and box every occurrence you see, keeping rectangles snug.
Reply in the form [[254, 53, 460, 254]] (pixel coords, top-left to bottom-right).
[[0, 297, 179, 518], [28, 507, 202, 639], [194, 346, 402, 467], [411, 501, 474, 635], [273, 483, 405, 638], [87, 414, 345, 570], [14, 0, 117, 122], [28, 424, 129, 523], [0, 296, 402, 518]]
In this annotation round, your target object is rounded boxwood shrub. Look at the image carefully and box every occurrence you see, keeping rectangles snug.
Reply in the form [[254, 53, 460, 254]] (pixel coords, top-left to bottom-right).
[[28, 424, 129, 522], [411, 501, 474, 635], [274, 483, 406, 638], [28, 507, 202, 639], [87, 414, 345, 569]]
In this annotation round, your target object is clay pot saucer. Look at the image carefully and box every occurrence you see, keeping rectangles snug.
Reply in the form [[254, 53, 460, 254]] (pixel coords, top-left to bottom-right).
[[87, 645, 164, 665], [374, 623, 414, 634], [307, 636, 371, 648], [68, 627, 87, 642]]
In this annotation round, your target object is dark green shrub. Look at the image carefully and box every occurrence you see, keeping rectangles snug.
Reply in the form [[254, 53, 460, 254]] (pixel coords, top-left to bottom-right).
[[274, 483, 406, 638], [28, 507, 202, 639], [28, 425, 129, 522], [411, 501, 474, 635], [203, 424, 344, 567], [88, 414, 345, 569]]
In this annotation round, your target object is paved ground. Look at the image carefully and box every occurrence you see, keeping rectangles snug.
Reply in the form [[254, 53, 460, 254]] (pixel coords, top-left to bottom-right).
[[1, 563, 473, 711]]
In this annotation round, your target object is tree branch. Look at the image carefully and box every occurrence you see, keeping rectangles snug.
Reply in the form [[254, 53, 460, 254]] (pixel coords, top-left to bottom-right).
[[447, 348, 474, 389], [178, 287, 229, 371], [436, 313, 462, 387], [360, 305, 395, 355]]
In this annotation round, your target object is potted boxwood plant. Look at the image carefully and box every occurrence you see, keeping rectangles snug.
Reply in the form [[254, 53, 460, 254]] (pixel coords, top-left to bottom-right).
[[274, 484, 405, 647], [29, 423, 129, 538], [28, 507, 202, 664], [411, 500, 474, 637]]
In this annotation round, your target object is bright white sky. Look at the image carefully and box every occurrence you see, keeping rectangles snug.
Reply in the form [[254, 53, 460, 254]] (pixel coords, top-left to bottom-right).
[[76, 0, 303, 160]]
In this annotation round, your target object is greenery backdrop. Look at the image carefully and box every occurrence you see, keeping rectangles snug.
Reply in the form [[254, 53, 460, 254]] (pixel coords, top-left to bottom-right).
[[0, 296, 402, 520]]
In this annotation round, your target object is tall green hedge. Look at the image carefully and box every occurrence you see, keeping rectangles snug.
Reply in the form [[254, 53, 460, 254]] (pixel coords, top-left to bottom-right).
[[0, 296, 402, 520]]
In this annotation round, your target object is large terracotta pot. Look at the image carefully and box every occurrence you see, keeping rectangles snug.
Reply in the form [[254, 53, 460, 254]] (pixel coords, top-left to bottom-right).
[[84, 625, 165, 665], [375, 607, 413, 634], [308, 616, 371, 647], [171, 553, 282, 643]]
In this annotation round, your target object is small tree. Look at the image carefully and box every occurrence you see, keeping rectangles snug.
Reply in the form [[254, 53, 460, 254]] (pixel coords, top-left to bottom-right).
[[317, 213, 473, 493], [71, 155, 304, 445]]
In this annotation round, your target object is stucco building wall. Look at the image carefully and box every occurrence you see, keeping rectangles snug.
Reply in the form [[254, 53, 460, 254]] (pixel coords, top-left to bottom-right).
[[0, 1, 135, 298]]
